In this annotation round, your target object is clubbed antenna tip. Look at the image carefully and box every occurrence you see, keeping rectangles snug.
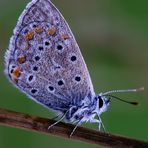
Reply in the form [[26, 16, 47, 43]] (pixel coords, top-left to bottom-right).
[[135, 86, 144, 92], [131, 102, 139, 106]]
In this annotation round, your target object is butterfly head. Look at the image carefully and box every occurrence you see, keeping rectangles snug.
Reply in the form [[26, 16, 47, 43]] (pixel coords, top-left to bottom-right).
[[96, 86, 144, 116], [96, 94, 110, 115]]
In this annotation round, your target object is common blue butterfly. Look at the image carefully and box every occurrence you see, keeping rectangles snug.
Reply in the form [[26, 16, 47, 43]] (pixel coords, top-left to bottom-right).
[[5, 0, 143, 136]]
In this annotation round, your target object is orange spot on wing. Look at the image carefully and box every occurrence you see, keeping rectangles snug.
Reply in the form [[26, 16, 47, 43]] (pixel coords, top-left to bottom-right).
[[25, 31, 34, 40], [62, 33, 69, 40], [48, 28, 56, 36], [17, 56, 26, 64], [11, 67, 22, 82]]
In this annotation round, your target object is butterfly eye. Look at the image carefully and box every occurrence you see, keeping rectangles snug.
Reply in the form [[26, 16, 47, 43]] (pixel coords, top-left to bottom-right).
[[98, 97, 103, 108]]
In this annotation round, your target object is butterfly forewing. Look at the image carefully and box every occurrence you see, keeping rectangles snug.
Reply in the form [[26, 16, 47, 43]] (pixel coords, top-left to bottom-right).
[[5, 0, 95, 112]]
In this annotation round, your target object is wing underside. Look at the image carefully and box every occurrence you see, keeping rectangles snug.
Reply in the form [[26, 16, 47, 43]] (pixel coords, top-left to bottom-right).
[[5, 0, 95, 111]]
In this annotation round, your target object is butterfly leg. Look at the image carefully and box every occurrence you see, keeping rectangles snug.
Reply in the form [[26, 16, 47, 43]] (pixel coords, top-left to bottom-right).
[[98, 116, 106, 132], [89, 118, 102, 130], [70, 119, 82, 138], [51, 113, 63, 120], [48, 110, 69, 130], [90, 116, 106, 132]]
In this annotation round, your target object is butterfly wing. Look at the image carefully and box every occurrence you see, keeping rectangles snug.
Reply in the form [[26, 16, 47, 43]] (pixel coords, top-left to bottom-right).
[[5, 0, 95, 112]]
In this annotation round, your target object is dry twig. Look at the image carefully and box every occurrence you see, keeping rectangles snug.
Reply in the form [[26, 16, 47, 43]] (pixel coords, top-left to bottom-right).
[[0, 108, 148, 148]]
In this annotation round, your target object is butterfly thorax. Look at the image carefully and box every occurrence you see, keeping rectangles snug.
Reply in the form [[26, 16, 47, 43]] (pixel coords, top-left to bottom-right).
[[64, 94, 110, 124]]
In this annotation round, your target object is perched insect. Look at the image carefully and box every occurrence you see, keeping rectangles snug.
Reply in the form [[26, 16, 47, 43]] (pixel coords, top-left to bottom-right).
[[5, 0, 144, 136]]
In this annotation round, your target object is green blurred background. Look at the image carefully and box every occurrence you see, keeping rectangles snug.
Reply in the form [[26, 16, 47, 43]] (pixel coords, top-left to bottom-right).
[[0, 0, 148, 148]]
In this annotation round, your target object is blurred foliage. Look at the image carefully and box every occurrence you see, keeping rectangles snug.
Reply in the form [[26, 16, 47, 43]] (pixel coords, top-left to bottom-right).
[[0, 0, 148, 148]]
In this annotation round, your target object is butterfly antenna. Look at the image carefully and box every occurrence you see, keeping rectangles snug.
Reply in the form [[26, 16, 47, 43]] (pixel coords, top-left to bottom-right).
[[102, 86, 144, 96], [105, 94, 139, 105], [102, 86, 144, 106]]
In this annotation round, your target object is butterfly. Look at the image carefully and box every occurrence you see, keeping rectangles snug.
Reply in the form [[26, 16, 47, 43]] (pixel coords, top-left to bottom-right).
[[5, 0, 143, 136]]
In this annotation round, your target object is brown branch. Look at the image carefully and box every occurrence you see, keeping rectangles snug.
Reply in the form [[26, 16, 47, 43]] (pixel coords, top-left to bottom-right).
[[0, 108, 147, 148]]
